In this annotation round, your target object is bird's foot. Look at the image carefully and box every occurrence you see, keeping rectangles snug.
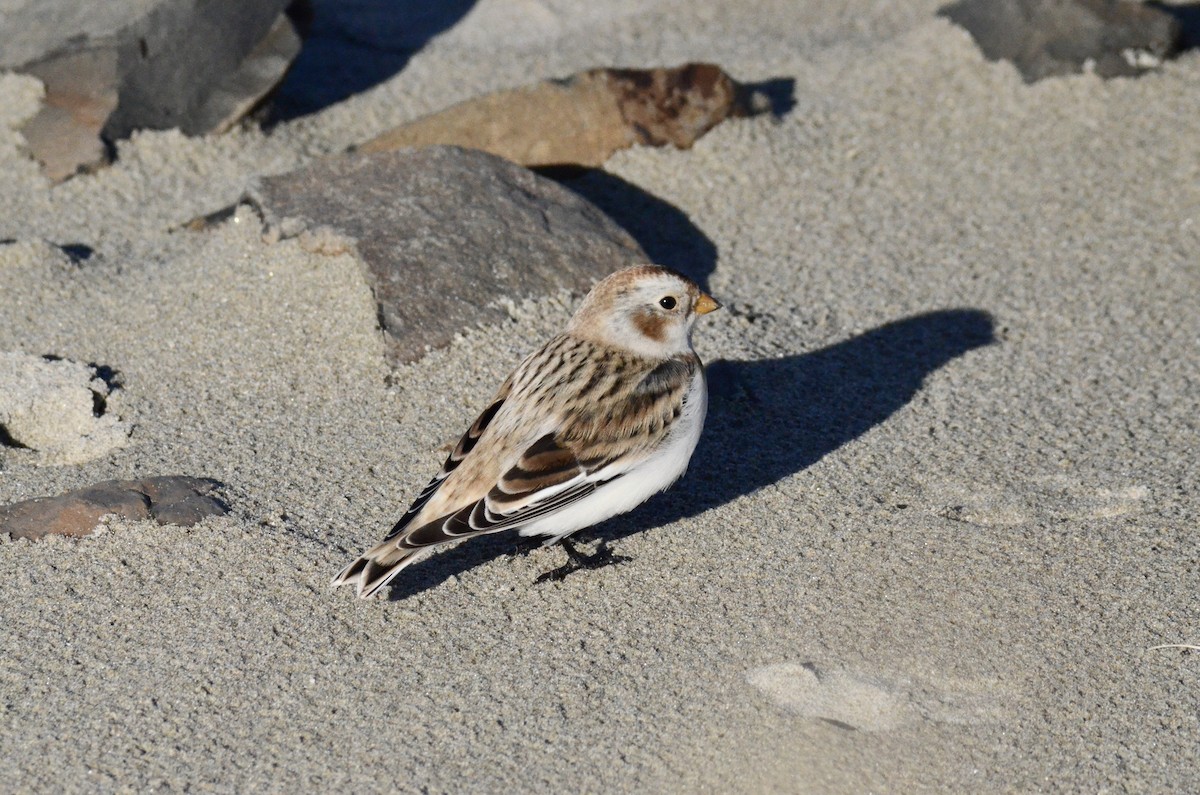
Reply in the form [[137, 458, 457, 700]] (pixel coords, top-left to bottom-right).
[[534, 537, 630, 583]]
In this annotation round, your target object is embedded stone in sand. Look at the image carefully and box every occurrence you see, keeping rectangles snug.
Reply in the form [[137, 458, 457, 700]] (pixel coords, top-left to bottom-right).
[[939, 0, 1184, 82], [0, 0, 299, 181], [357, 63, 775, 167], [0, 476, 228, 540]]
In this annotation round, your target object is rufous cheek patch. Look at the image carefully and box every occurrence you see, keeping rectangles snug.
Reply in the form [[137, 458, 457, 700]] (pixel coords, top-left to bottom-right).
[[633, 310, 668, 342]]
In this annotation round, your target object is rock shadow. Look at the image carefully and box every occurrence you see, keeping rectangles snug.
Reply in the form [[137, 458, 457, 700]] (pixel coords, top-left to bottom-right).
[[271, 0, 478, 121], [383, 308, 995, 600], [743, 76, 797, 117], [535, 166, 718, 290]]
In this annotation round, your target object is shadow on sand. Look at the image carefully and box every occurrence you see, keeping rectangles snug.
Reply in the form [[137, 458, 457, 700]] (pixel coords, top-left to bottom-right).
[[536, 167, 719, 290], [271, 0, 479, 121], [384, 308, 996, 600]]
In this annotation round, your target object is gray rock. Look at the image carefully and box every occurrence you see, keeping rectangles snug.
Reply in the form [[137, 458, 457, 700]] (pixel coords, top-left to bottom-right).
[[175, 11, 302, 136], [0, 0, 296, 181], [940, 0, 1183, 82], [0, 476, 228, 541], [246, 146, 648, 365], [0, 353, 130, 465], [0, 5, 140, 69]]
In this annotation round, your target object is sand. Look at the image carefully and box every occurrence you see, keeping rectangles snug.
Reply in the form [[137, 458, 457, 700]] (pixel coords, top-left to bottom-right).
[[2, 0, 1198, 791]]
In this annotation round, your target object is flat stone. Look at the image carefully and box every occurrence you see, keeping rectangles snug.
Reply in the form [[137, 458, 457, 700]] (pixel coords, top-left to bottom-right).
[[16, 49, 119, 181], [940, 0, 1184, 82], [0, 352, 130, 466], [246, 146, 648, 365], [358, 63, 770, 167], [0, 0, 295, 181], [0, 476, 228, 541]]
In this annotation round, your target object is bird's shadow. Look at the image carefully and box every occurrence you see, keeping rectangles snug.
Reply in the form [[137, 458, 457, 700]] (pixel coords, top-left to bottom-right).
[[386, 308, 996, 600]]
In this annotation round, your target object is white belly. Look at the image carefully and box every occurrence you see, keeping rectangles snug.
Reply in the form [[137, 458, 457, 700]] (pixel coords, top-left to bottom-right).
[[519, 369, 708, 542]]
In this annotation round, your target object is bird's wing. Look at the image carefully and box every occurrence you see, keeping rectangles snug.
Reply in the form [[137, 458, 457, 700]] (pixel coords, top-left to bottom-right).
[[334, 432, 623, 598], [400, 353, 701, 548], [398, 432, 624, 547]]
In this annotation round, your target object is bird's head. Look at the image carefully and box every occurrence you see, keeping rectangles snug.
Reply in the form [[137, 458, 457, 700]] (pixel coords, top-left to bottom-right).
[[567, 265, 721, 358]]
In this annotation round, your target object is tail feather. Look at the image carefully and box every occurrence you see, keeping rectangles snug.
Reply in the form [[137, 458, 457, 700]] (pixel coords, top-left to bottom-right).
[[330, 540, 428, 599]]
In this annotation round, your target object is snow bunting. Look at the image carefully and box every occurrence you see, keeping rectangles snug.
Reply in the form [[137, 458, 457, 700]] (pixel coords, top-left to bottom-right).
[[333, 265, 721, 598]]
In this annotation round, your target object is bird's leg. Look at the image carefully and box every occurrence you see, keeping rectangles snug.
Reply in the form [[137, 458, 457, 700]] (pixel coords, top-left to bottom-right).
[[534, 536, 631, 583], [507, 534, 543, 558]]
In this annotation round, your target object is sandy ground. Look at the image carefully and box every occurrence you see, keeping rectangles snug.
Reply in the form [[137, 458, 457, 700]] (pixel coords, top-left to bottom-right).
[[2, 0, 1199, 791]]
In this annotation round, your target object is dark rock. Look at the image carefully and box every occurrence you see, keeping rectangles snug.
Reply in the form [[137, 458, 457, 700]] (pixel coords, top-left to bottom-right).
[[0, 476, 228, 541], [133, 477, 230, 526], [358, 63, 772, 167], [940, 0, 1184, 82], [246, 146, 648, 365], [604, 64, 759, 149], [183, 11, 302, 135], [0, 0, 297, 181]]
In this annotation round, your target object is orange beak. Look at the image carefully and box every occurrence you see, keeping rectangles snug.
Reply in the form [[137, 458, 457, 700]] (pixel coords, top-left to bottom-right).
[[693, 293, 721, 315]]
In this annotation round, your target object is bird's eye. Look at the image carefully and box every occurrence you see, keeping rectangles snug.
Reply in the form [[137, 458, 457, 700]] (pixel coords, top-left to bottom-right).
[[658, 296, 677, 310]]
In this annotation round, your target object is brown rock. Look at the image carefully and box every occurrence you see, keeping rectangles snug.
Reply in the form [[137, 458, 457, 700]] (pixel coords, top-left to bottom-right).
[[18, 50, 120, 182], [358, 63, 765, 167], [0, 476, 228, 541]]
